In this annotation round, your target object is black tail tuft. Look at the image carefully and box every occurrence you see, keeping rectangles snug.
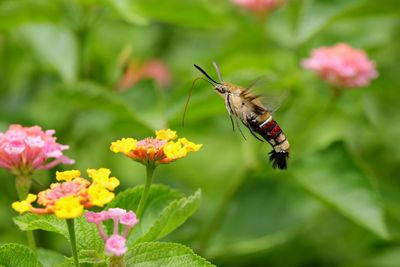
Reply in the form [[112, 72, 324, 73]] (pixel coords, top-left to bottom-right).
[[269, 150, 289, 170]]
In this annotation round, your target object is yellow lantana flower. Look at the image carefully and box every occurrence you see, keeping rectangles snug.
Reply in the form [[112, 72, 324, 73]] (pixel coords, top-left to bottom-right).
[[111, 129, 202, 165], [12, 194, 37, 214], [56, 170, 81, 182], [163, 141, 187, 160], [155, 129, 177, 141], [178, 138, 202, 152], [54, 195, 84, 219], [110, 138, 137, 154], [88, 184, 115, 207], [87, 168, 120, 190], [12, 168, 119, 218]]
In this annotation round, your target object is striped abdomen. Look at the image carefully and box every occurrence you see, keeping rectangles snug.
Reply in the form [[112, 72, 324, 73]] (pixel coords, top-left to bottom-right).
[[247, 116, 290, 169]]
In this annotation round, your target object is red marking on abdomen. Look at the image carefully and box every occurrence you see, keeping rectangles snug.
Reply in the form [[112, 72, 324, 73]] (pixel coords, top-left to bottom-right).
[[261, 120, 276, 132], [267, 124, 282, 139], [258, 119, 282, 140]]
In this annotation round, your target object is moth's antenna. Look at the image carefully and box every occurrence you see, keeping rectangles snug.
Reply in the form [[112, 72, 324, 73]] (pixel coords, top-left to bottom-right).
[[182, 77, 214, 127], [212, 61, 224, 83], [193, 64, 220, 85]]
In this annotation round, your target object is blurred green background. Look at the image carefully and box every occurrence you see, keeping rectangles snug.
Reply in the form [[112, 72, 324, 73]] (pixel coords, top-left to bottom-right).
[[1, 0, 400, 266]]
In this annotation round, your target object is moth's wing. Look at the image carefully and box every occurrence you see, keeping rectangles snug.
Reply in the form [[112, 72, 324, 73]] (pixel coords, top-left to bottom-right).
[[257, 92, 289, 113], [243, 77, 289, 113]]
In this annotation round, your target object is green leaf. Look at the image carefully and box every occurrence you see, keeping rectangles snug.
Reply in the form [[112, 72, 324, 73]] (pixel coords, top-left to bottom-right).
[[37, 248, 67, 267], [126, 242, 215, 267], [28, 81, 153, 131], [0, 243, 43, 267], [78, 250, 106, 265], [108, 0, 226, 27], [0, 1, 59, 31], [294, 0, 361, 44], [204, 176, 321, 258], [13, 213, 67, 235], [292, 142, 388, 238], [354, 247, 400, 267], [106, 184, 201, 244], [17, 23, 78, 82], [107, 0, 148, 25], [13, 214, 104, 252], [138, 189, 201, 243]]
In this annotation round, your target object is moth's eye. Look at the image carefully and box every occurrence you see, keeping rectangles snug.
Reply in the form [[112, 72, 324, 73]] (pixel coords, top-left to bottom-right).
[[216, 86, 225, 93]]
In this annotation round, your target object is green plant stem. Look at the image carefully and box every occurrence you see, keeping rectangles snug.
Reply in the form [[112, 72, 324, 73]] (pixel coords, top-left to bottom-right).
[[109, 255, 125, 267], [15, 174, 36, 252], [66, 219, 80, 267], [15, 174, 32, 200], [136, 164, 156, 218]]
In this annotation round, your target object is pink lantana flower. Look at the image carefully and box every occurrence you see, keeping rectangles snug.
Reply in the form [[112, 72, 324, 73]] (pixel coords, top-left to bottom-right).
[[105, 235, 127, 257], [0, 124, 74, 176], [85, 208, 139, 257], [302, 43, 378, 89], [232, 0, 284, 13]]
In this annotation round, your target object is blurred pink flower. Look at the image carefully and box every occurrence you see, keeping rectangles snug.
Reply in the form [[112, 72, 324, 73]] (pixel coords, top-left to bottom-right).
[[118, 59, 171, 91], [232, 0, 283, 13], [105, 235, 127, 256], [0, 124, 74, 175], [302, 43, 378, 88]]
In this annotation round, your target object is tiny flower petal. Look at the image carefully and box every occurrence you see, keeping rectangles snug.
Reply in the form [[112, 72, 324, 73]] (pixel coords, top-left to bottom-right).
[[85, 211, 109, 224], [88, 184, 115, 207], [110, 138, 137, 154], [178, 138, 203, 152], [105, 234, 127, 256], [87, 168, 111, 181], [163, 141, 187, 160], [25, 136, 45, 148], [155, 129, 177, 141], [11, 194, 37, 214], [107, 208, 127, 219], [56, 170, 81, 182], [54, 195, 84, 219], [87, 168, 120, 190], [120, 211, 139, 227]]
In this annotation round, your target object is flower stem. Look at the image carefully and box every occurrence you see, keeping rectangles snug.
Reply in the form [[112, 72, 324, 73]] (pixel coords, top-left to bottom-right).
[[15, 174, 32, 200], [15, 174, 36, 251], [66, 219, 80, 267], [109, 255, 125, 267], [136, 164, 156, 218]]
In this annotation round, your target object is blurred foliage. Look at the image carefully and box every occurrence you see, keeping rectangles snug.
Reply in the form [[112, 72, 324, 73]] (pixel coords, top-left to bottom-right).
[[1, 0, 400, 266]]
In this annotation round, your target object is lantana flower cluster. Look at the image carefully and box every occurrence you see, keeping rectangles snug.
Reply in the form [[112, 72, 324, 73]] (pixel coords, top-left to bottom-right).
[[85, 208, 139, 256], [110, 129, 202, 166], [12, 168, 119, 219], [232, 0, 284, 13], [302, 43, 378, 88], [0, 124, 74, 175]]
